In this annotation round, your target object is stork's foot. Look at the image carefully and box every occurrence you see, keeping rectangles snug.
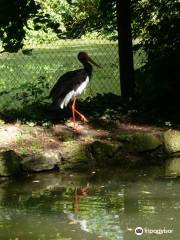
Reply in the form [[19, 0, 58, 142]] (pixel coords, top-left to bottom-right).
[[74, 109, 88, 123], [66, 119, 82, 132], [80, 115, 88, 123], [73, 126, 81, 133]]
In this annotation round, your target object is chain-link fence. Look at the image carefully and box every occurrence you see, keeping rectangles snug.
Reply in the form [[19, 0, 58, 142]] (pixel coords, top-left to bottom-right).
[[0, 37, 120, 120], [0, 39, 120, 95]]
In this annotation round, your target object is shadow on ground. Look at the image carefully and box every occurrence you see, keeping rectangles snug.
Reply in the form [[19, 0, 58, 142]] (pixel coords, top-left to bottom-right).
[[0, 89, 179, 129], [0, 92, 122, 124]]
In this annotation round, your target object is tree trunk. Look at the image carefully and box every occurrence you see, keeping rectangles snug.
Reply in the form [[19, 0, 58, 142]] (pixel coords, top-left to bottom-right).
[[116, 0, 134, 101]]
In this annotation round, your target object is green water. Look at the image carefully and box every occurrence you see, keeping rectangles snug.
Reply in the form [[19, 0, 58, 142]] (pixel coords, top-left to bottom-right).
[[0, 166, 179, 240]]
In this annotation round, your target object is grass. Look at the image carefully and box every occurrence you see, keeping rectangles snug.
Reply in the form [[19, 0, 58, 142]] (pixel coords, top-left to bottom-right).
[[0, 41, 120, 95], [0, 40, 145, 123]]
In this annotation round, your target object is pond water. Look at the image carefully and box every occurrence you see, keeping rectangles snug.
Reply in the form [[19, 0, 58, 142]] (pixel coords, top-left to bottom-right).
[[0, 165, 179, 240]]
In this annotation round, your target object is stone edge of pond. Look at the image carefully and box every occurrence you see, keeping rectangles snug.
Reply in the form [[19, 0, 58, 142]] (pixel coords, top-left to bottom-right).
[[0, 129, 180, 177]]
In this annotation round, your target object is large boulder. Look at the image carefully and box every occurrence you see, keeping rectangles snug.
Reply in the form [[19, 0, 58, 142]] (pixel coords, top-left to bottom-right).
[[163, 130, 180, 154], [0, 150, 22, 177], [22, 150, 62, 172], [89, 140, 120, 166], [118, 133, 161, 152], [60, 141, 91, 170]]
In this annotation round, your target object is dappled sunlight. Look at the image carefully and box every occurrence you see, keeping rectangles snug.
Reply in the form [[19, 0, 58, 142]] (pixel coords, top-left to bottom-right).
[[0, 0, 178, 239], [0, 125, 21, 148]]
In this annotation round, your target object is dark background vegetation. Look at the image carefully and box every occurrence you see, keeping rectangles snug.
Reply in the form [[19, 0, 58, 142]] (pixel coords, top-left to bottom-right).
[[0, 0, 179, 125]]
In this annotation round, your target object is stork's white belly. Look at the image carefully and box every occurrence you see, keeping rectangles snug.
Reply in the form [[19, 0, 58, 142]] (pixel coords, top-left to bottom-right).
[[60, 76, 89, 109]]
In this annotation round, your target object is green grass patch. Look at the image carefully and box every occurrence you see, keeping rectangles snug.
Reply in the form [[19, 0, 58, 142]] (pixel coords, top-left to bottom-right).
[[0, 42, 120, 95]]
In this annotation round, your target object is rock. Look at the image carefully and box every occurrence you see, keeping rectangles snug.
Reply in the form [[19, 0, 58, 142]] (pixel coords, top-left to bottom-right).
[[165, 157, 180, 176], [163, 130, 180, 154], [60, 141, 92, 170], [58, 140, 125, 169], [89, 141, 120, 166], [0, 150, 22, 177], [118, 133, 161, 152], [22, 150, 62, 172]]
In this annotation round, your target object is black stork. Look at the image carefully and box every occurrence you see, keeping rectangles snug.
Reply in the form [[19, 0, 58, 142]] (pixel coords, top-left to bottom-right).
[[49, 52, 100, 129]]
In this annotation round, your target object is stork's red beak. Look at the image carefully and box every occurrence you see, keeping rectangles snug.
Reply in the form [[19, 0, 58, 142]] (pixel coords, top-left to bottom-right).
[[88, 56, 101, 68]]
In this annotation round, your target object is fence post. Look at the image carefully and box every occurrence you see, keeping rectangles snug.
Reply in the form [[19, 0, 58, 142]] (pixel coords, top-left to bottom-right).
[[116, 0, 134, 101]]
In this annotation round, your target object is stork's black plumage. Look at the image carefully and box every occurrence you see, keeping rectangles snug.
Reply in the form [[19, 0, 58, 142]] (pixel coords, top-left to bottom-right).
[[49, 52, 100, 128]]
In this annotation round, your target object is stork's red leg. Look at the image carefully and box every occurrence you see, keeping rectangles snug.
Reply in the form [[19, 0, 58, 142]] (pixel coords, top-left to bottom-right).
[[71, 97, 88, 130], [71, 97, 76, 128], [73, 98, 88, 122], [74, 109, 88, 122]]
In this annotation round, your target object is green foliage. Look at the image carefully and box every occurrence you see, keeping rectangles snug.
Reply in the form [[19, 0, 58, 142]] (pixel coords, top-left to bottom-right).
[[0, 75, 51, 122], [132, 0, 179, 112], [25, 0, 117, 42], [132, 0, 179, 60], [26, 0, 68, 43], [59, 0, 117, 39], [0, 0, 40, 52], [98, 0, 117, 40], [0, 0, 178, 58], [0, 0, 118, 49]]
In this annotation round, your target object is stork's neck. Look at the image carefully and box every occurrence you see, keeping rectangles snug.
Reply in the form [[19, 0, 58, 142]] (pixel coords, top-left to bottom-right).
[[83, 62, 93, 77]]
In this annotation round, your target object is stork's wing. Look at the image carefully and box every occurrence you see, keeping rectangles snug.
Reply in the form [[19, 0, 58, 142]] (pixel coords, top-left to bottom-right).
[[49, 69, 87, 101]]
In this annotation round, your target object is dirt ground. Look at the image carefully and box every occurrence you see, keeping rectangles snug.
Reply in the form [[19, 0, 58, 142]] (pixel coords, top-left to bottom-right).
[[0, 118, 165, 155]]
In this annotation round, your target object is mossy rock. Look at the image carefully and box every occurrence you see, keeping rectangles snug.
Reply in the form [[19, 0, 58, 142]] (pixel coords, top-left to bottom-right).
[[164, 130, 180, 154], [165, 157, 180, 176], [89, 140, 120, 166], [0, 150, 23, 177], [60, 141, 92, 170], [22, 150, 62, 172], [118, 133, 161, 152]]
